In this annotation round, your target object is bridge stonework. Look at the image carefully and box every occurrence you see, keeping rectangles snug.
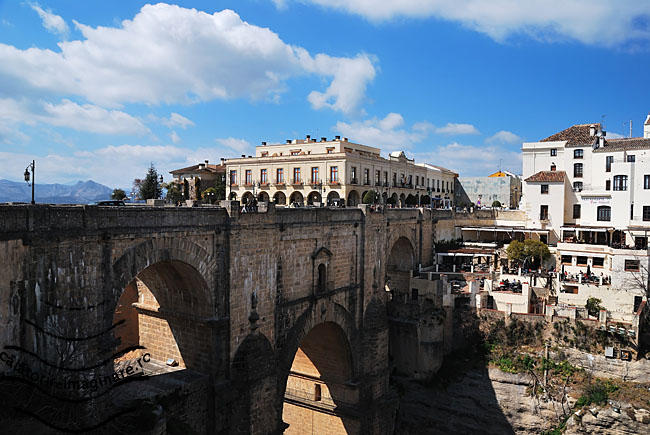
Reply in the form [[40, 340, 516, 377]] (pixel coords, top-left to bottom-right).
[[0, 203, 437, 434]]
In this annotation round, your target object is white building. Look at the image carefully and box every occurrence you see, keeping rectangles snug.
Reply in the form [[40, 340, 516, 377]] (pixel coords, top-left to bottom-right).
[[519, 116, 650, 323], [224, 136, 457, 208]]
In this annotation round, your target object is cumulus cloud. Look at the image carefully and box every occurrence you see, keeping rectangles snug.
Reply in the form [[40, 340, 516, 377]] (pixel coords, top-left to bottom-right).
[[335, 112, 432, 149], [277, 1, 650, 47], [0, 4, 375, 113], [215, 137, 253, 154], [0, 143, 245, 187], [0, 98, 149, 135], [163, 113, 195, 129], [169, 131, 181, 143], [434, 122, 479, 135], [29, 2, 69, 36], [486, 130, 522, 144], [415, 142, 522, 176]]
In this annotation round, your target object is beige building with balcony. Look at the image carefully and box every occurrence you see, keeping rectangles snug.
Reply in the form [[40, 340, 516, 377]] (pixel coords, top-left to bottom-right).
[[225, 136, 457, 207]]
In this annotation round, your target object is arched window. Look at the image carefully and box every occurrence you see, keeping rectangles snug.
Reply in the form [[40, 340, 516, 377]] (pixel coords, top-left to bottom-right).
[[597, 205, 611, 222], [573, 163, 583, 178], [317, 263, 327, 293], [613, 175, 628, 191]]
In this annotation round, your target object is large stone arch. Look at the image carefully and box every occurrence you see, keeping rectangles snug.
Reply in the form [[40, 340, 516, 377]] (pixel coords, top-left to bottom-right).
[[280, 302, 360, 434], [230, 332, 278, 434], [110, 239, 220, 374]]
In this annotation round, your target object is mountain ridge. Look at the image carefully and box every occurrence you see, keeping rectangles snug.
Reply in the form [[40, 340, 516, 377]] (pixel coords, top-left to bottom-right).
[[0, 179, 114, 204]]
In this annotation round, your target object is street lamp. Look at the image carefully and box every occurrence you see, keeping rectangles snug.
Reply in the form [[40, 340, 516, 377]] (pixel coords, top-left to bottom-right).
[[24, 160, 35, 204]]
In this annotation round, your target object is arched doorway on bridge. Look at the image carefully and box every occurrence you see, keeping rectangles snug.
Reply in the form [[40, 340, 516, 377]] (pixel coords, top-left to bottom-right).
[[258, 191, 270, 202], [273, 191, 286, 205], [326, 191, 340, 206], [385, 237, 416, 298], [241, 191, 254, 205], [307, 191, 322, 206], [289, 191, 304, 206], [399, 193, 405, 207], [282, 322, 359, 434], [113, 260, 213, 374], [347, 190, 360, 206]]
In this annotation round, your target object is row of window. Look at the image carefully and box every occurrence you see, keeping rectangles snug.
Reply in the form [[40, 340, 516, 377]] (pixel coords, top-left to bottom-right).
[[229, 167, 340, 185], [228, 167, 453, 191], [559, 257, 643, 272], [545, 203, 650, 222], [568, 175, 650, 192]]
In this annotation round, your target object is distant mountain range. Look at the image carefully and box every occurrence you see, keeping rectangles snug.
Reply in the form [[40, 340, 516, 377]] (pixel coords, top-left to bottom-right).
[[0, 179, 114, 204]]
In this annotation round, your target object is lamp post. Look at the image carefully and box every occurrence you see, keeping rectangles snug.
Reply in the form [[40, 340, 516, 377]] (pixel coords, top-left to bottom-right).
[[158, 175, 164, 200], [24, 160, 35, 204]]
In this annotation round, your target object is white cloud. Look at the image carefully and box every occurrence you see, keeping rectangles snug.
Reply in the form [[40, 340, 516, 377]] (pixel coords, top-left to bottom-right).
[[278, 1, 650, 47], [415, 142, 522, 176], [170, 131, 181, 143], [0, 98, 149, 135], [434, 122, 479, 135], [163, 113, 195, 129], [335, 113, 432, 149], [486, 130, 522, 144], [0, 143, 244, 188], [29, 2, 68, 36], [0, 4, 375, 113], [215, 137, 253, 154]]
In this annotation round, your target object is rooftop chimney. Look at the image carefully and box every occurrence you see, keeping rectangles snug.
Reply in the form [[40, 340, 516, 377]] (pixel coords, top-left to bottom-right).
[[589, 125, 596, 136], [205, 160, 209, 164], [220, 158, 225, 164], [321, 137, 327, 142], [198, 163, 205, 169], [241, 154, 246, 158], [343, 137, 348, 141], [335, 135, 341, 140], [645, 113, 650, 138], [306, 135, 311, 140], [261, 141, 267, 145], [286, 139, 291, 144]]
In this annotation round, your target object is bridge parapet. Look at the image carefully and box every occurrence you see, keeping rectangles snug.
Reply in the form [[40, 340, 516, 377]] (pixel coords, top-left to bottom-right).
[[0, 204, 231, 236]]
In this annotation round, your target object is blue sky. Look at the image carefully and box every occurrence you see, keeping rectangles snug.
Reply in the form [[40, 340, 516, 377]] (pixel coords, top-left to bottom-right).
[[1, 1, 649, 189]]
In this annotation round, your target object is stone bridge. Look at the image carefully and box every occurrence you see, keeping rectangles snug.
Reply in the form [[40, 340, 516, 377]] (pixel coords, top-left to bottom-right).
[[0, 203, 436, 434]]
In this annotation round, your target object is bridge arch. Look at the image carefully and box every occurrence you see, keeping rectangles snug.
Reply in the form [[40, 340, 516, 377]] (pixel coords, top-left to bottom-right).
[[273, 191, 286, 205], [279, 302, 360, 434], [111, 239, 219, 374]]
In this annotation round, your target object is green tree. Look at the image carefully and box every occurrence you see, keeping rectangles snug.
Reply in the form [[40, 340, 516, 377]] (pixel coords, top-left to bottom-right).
[[202, 187, 218, 204], [507, 239, 550, 268], [215, 175, 226, 200], [492, 200, 502, 208], [585, 297, 604, 317], [138, 163, 162, 200], [164, 182, 183, 204], [362, 190, 378, 204], [111, 188, 127, 201], [506, 240, 525, 264]]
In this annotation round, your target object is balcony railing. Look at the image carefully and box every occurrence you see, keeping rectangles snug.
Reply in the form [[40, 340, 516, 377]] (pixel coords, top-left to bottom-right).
[[327, 178, 340, 185], [291, 179, 303, 185], [350, 178, 358, 184]]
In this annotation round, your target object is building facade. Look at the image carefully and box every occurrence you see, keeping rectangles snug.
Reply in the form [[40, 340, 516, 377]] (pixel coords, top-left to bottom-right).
[[225, 136, 457, 207], [169, 160, 226, 201], [519, 117, 650, 323], [457, 170, 522, 209]]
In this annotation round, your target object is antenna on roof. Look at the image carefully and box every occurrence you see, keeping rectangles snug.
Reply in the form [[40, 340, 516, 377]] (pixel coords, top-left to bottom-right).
[[630, 119, 632, 137]]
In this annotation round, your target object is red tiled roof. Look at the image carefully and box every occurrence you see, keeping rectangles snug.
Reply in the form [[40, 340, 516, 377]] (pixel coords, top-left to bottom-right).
[[593, 137, 650, 152], [541, 123, 600, 146], [169, 163, 225, 175], [524, 170, 566, 183]]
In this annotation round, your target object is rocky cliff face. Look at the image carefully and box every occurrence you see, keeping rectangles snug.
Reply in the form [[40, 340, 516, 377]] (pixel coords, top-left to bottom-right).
[[394, 368, 557, 434], [394, 366, 650, 435], [566, 406, 650, 434]]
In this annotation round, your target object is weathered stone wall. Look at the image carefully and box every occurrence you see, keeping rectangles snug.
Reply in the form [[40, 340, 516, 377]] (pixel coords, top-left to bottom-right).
[[0, 203, 440, 434]]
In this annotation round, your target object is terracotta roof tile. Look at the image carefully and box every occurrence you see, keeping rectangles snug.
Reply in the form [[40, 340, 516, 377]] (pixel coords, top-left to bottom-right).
[[169, 163, 225, 175], [524, 170, 566, 183], [594, 137, 650, 152], [541, 123, 600, 146]]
